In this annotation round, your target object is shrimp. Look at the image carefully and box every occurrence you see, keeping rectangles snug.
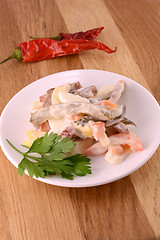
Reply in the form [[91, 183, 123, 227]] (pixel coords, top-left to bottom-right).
[[109, 133, 143, 151], [90, 122, 109, 146]]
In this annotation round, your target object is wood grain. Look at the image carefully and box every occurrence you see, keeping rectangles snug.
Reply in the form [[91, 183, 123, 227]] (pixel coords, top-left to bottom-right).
[[0, 0, 160, 239]]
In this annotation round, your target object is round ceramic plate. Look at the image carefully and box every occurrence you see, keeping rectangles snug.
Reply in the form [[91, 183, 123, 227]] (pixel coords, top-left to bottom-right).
[[0, 70, 160, 187]]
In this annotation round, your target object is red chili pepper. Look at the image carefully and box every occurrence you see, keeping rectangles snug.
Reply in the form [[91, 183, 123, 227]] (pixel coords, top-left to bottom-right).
[[30, 27, 104, 41], [60, 27, 104, 40], [0, 38, 116, 64]]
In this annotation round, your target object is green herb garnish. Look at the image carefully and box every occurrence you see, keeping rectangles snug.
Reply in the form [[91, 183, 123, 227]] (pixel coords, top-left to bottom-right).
[[7, 132, 92, 180]]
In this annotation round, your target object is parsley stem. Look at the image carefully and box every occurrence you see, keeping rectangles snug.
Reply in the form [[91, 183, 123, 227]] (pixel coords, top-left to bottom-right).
[[6, 139, 25, 155], [25, 155, 41, 161]]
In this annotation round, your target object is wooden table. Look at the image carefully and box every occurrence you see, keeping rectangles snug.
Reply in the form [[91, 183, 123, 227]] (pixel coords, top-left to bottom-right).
[[0, 0, 160, 239]]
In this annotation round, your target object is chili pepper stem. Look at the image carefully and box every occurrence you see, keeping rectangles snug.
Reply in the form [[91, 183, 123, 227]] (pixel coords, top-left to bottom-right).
[[0, 54, 16, 64], [0, 47, 23, 64], [0, 57, 12, 64]]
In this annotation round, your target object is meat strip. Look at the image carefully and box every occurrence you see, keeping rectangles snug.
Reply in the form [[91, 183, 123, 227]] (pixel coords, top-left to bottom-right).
[[40, 88, 54, 107], [109, 80, 124, 104], [69, 81, 82, 91]]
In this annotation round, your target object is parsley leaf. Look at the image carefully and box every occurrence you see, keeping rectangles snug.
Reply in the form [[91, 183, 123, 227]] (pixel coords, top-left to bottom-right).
[[66, 154, 92, 176], [37, 159, 73, 175], [27, 132, 58, 154], [18, 157, 46, 178], [7, 132, 92, 180], [50, 137, 76, 153], [61, 171, 74, 180]]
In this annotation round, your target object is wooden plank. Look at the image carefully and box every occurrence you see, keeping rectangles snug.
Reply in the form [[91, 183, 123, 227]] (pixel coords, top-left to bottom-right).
[[0, 0, 159, 239]]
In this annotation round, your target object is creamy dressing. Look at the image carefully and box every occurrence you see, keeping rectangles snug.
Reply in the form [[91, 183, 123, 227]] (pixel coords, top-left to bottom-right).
[[30, 102, 113, 126], [49, 117, 72, 135], [59, 91, 90, 103]]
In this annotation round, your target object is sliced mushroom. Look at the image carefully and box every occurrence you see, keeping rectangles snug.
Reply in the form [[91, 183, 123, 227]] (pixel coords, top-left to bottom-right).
[[71, 86, 97, 98], [30, 102, 113, 126]]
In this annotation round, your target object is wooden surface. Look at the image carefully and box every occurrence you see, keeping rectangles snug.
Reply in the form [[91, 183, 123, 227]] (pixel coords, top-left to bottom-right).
[[0, 0, 160, 239]]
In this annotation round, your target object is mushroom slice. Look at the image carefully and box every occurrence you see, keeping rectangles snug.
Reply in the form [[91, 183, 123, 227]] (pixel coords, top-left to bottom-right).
[[121, 117, 136, 127], [30, 102, 113, 127], [71, 86, 97, 98]]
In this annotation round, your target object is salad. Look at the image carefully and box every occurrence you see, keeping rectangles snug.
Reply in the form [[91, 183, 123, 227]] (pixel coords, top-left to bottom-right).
[[26, 80, 143, 165]]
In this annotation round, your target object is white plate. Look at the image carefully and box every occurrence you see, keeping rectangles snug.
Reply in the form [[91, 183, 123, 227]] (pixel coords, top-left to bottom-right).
[[0, 70, 160, 187]]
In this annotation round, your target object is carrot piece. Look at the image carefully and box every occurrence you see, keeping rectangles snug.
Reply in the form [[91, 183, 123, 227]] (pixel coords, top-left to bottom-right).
[[66, 114, 84, 121], [96, 100, 118, 110]]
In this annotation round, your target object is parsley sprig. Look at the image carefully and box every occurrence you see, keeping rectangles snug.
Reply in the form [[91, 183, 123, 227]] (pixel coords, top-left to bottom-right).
[[7, 132, 92, 180]]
